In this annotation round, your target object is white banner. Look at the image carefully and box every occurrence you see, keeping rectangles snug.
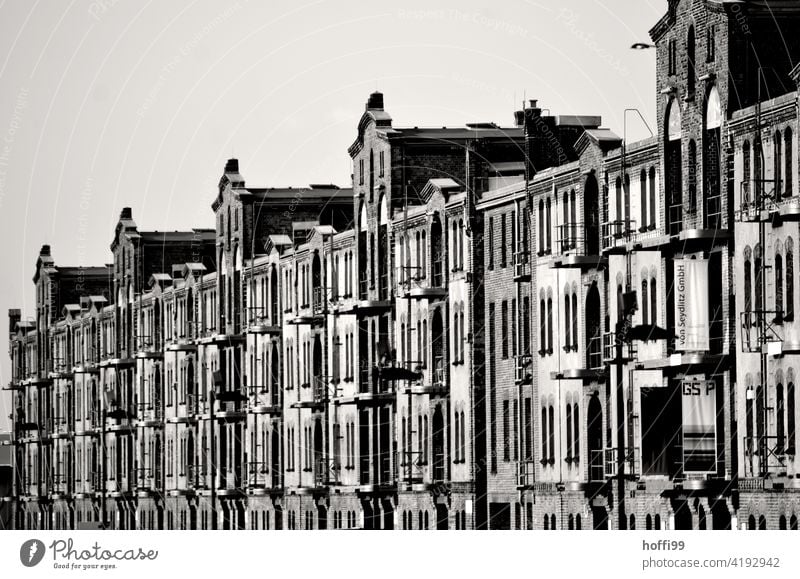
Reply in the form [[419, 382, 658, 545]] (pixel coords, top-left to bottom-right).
[[674, 259, 709, 351]]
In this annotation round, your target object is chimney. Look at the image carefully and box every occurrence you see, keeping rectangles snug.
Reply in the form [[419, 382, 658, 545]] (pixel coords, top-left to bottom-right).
[[366, 91, 384, 111], [225, 158, 239, 173], [8, 309, 20, 336], [120, 207, 132, 220], [514, 110, 525, 126], [39, 244, 51, 257]]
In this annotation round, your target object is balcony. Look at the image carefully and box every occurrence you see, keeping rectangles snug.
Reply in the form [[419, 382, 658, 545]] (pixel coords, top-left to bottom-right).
[[186, 464, 206, 490], [397, 450, 424, 485], [134, 467, 160, 495], [315, 457, 341, 487], [551, 336, 604, 380], [601, 446, 640, 479], [737, 179, 782, 222], [743, 436, 789, 478], [136, 402, 164, 427], [740, 311, 784, 354], [245, 307, 281, 335], [246, 461, 269, 490], [554, 224, 605, 269], [601, 219, 636, 254]]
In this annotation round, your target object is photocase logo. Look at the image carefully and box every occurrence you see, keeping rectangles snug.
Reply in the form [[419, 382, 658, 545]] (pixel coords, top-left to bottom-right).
[[20, 539, 46, 567]]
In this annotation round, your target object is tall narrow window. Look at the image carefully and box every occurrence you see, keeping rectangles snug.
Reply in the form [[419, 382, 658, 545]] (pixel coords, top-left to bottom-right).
[[488, 217, 495, 270], [572, 402, 579, 460], [615, 177, 622, 222], [548, 405, 555, 463], [687, 25, 696, 95], [539, 297, 546, 355], [787, 240, 795, 319], [545, 198, 552, 252], [777, 380, 786, 452], [571, 292, 578, 350], [650, 277, 658, 326], [566, 403, 573, 459], [501, 213, 507, 267], [541, 404, 548, 465], [744, 248, 753, 320], [785, 128, 793, 197], [688, 140, 697, 211], [640, 169, 647, 231], [788, 378, 796, 455], [564, 293, 572, 350], [538, 201, 544, 255], [775, 130, 783, 196], [649, 167, 657, 228], [546, 296, 553, 353], [503, 400, 510, 462], [776, 250, 784, 320], [501, 301, 509, 359], [641, 279, 649, 325]]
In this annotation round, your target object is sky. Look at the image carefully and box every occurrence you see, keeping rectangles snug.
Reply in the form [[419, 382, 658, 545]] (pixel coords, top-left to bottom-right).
[[0, 0, 663, 432]]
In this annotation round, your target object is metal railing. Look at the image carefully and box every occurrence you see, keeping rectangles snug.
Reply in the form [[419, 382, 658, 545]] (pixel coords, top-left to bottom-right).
[[601, 219, 636, 250], [586, 335, 603, 370], [315, 457, 341, 486], [517, 459, 536, 487], [743, 435, 788, 477]]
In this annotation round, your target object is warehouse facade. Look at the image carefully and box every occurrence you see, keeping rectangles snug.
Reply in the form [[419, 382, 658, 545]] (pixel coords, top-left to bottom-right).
[[6, 0, 800, 531]]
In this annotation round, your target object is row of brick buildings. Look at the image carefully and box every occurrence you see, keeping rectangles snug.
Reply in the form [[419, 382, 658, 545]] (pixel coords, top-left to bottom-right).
[[6, 0, 800, 530]]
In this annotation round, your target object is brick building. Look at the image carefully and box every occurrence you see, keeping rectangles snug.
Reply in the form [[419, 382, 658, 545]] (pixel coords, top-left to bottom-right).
[[6, 0, 800, 532]]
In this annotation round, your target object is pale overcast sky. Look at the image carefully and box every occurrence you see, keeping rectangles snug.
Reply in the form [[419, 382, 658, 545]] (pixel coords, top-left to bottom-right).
[[0, 0, 662, 431]]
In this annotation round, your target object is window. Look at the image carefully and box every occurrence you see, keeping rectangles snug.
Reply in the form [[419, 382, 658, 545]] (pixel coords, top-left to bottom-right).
[[379, 150, 384, 177], [488, 217, 495, 270], [648, 167, 657, 228], [789, 375, 796, 455], [358, 158, 364, 185], [503, 400, 510, 462], [571, 292, 578, 350], [706, 25, 716, 61], [489, 302, 497, 473], [668, 38, 677, 75], [744, 246, 753, 319], [564, 292, 571, 350], [545, 198, 552, 252], [688, 140, 697, 211], [541, 404, 548, 466], [501, 301, 509, 359], [615, 177, 622, 222], [775, 130, 784, 195], [787, 239, 795, 320], [539, 296, 546, 356], [687, 25, 695, 96], [650, 277, 657, 326], [776, 249, 784, 320], [538, 200, 545, 255], [511, 299, 517, 357], [786, 128, 793, 196], [500, 213, 507, 267], [546, 295, 553, 354], [641, 279, 649, 325], [640, 169, 647, 231]]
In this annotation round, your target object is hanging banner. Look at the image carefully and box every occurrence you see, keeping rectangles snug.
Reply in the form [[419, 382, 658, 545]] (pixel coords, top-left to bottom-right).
[[682, 379, 717, 473], [673, 258, 709, 351]]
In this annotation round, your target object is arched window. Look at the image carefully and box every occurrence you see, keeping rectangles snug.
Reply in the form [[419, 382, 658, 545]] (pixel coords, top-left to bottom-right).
[[748, 515, 756, 530], [548, 404, 555, 464], [550, 513, 556, 531], [568, 513, 574, 530], [787, 239, 795, 320], [564, 292, 571, 350], [641, 278, 649, 325], [655, 514, 661, 530], [458, 219, 464, 269], [546, 294, 553, 353], [615, 177, 622, 222], [779, 515, 787, 530], [744, 246, 753, 322], [544, 514, 549, 530], [571, 291, 578, 350], [566, 399, 573, 460], [759, 515, 767, 530], [754, 244, 764, 315], [646, 514, 653, 530], [575, 514, 581, 530], [788, 372, 796, 456], [666, 99, 682, 235], [650, 276, 658, 326], [776, 247, 784, 320], [630, 514, 636, 530], [541, 402, 548, 465], [572, 400, 579, 461]]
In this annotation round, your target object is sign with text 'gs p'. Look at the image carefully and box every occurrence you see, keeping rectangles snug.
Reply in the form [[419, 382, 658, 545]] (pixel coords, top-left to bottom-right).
[[682, 379, 717, 474]]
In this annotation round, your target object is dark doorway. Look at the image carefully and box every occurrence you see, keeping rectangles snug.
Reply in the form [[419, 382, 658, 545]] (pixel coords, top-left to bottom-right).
[[432, 405, 445, 482], [436, 503, 449, 530], [588, 393, 603, 481]]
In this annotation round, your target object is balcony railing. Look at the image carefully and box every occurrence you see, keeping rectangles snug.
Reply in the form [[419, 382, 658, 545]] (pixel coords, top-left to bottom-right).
[[739, 311, 784, 353], [186, 464, 205, 490], [432, 355, 446, 388], [315, 457, 341, 486], [246, 461, 269, 487], [668, 204, 683, 236], [397, 450, 424, 484], [743, 435, 788, 478], [601, 219, 635, 250], [602, 446, 640, 478], [602, 331, 637, 362], [312, 287, 326, 315]]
